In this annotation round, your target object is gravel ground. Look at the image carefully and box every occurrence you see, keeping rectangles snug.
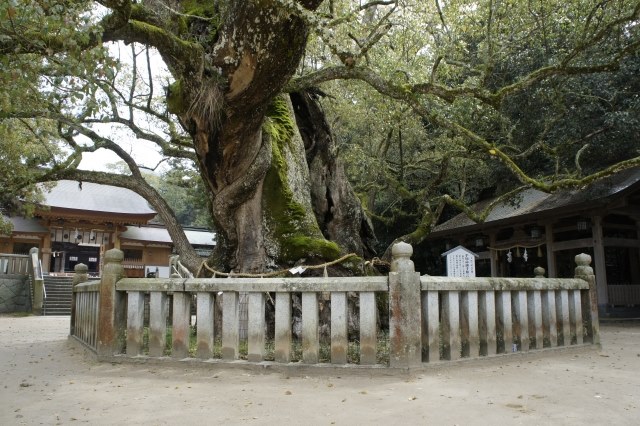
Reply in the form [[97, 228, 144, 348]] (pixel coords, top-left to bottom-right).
[[1, 315, 639, 425]]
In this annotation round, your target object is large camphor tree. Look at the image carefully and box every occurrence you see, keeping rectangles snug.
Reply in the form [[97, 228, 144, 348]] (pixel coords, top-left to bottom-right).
[[1, 0, 639, 273]]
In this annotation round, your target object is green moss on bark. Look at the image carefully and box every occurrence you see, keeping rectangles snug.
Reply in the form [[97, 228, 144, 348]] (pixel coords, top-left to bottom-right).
[[180, 0, 219, 44], [262, 97, 341, 264], [166, 79, 187, 114]]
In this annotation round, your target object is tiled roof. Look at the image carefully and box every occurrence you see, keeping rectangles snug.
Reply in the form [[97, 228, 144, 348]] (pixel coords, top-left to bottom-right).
[[40, 180, 156, 216], [3, 216, 48, 234], [121, 226, 216, 247], [431, 167, 640, 235]]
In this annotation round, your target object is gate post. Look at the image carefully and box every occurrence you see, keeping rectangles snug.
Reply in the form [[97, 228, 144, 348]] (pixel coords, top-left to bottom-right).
[[97, 249, 126, 357], [388, 242, 422, 368], [575, 253, 600, 345]]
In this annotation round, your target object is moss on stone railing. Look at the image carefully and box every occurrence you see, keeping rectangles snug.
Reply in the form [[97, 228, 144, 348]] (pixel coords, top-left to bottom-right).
[[70, 243, 599, 372]]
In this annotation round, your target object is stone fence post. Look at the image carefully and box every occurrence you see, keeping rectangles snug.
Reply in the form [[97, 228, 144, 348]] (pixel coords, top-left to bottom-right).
[[388, 242, 422, 369], [70, 263, 88, 335], [574, 253, 600, 345], [97, 249, 126, 357], [29, 247, 44, 315]]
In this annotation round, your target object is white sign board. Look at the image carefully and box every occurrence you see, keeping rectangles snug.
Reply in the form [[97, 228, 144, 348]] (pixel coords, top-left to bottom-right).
[[442, 246, 478, 277]]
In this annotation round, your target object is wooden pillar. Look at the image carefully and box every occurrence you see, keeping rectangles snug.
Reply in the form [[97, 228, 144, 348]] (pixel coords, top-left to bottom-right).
[[591, 216, 608, 308], [489, 233, 498, 277], [634, 220, 640, 283], [545, 223, 557, 278], [41, 232, 52, 273], [113, 227, 121, 250]]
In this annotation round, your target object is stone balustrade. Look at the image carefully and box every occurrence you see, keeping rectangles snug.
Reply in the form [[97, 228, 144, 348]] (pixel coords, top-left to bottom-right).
[[0, 253, 30, 275], [71, 243, 599, 370]]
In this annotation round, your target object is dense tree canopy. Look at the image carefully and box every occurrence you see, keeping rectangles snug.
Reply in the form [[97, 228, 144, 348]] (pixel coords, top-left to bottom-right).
[[1, 0, 639, 272]]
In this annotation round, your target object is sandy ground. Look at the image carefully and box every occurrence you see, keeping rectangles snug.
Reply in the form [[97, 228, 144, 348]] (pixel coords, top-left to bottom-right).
[[0, 316, 639, 425]]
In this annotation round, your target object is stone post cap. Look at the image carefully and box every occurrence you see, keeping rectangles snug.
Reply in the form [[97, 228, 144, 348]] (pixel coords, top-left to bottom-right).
[[575, 253, 592, 266], [392, 241, 413, 259], [104, 248, 124, 263], [534, 266, 545, 278], [574, 253, 594, 278], [391, 241, 414, 273], [29, 247, 39, 255], [74, 263, 88, 273]]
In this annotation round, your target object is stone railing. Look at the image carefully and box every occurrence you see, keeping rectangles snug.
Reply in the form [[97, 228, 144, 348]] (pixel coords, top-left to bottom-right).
[[0, 253, 30, 275], [71, 244, 599, 371], [0, 249, 43, 314]]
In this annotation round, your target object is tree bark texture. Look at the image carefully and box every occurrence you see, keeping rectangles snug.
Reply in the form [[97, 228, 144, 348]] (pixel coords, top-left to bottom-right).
[[99, 1, 375, 273], [291, 91, 377, 259]]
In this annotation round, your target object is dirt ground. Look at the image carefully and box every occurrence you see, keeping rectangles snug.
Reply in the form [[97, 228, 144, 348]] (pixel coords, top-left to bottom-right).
[[1, 316, 639, 425]]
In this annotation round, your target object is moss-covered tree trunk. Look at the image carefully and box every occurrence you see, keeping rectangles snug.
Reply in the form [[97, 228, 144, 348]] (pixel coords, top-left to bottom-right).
[[97, 0, 374, 273]]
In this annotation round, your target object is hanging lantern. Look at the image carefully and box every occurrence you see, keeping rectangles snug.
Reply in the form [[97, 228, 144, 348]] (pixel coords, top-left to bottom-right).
[[577, 219, 589, 231], [530, 226, 541, 239]]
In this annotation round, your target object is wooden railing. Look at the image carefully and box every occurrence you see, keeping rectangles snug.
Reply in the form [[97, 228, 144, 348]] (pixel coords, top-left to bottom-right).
[[70, 263, 99, 349], [71, 281, 100, 350], [607, 284, 640, 306], [71, 244, 600, 370]]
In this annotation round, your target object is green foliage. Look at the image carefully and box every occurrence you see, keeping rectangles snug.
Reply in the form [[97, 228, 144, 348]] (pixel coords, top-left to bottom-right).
[[146, 167, 213, 228], [308, 0, 640, 252]]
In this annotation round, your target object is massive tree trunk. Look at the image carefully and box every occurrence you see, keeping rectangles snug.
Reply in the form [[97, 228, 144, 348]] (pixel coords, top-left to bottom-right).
[[158, 1, 372, 273], [291, 91, 377, 258], [98, 0, 373, 273]]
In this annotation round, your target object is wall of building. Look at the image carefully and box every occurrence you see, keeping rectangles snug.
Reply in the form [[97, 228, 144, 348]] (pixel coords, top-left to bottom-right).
[[144, 247, 172, 266]]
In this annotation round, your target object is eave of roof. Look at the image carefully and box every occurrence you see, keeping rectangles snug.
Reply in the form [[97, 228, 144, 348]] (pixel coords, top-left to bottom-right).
[[1, 216, 48, 235], [120, 226, 216, 247], [430, 167, 640, 237], [38, 180, 156, 218]]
